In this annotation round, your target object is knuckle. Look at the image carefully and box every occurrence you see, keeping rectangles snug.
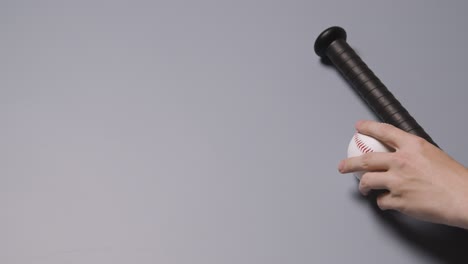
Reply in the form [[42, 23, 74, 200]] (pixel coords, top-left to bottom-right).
[[390, 152, 408, 169], [360, 154, 372, 170], [412, 136, 428, 150], [380, 122, 395, 131], [387, 177, 400, 192], [359, 177, 369, 194], [374, 124, 387, 136], [377, 196, 391, 211], [378, 123, 394, 135], [389, 195, 404, 211]]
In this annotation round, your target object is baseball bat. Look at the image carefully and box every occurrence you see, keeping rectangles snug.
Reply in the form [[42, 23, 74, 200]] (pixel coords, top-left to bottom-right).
[[314, 26, 438, 147]]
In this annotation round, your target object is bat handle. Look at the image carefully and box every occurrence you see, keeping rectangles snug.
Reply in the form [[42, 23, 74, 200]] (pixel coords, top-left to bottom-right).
[[315, 26, 438, 147]]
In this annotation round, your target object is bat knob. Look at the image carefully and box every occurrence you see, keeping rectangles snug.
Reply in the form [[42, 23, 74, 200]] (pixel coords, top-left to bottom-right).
[[314, 26, 347, 57]]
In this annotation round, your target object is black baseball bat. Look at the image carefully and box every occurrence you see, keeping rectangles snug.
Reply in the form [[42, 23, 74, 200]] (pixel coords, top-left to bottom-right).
[[315, 26, 438, 147]]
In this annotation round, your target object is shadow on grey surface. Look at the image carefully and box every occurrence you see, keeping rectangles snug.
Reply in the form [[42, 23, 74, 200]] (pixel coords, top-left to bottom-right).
[[354, 191, 468, 264], [319, 55, 468, 263]]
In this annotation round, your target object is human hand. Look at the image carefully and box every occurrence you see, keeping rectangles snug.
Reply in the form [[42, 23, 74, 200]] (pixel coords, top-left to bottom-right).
[[338, 120, 468, 229]]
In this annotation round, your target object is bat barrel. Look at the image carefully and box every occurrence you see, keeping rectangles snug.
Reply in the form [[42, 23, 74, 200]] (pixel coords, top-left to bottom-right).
[[315, 26, 437, 147]]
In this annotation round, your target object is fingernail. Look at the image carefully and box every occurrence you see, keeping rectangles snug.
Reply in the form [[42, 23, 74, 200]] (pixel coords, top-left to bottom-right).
[[355, 120, 364, 129], [338, 160, 345, 173]]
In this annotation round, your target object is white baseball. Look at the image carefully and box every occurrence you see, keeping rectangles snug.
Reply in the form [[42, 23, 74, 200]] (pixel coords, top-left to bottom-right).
[[347, 132, 392, 180]]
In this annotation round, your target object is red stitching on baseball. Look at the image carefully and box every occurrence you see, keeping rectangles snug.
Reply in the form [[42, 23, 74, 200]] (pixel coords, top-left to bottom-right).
[[354, 133, 375, 154]]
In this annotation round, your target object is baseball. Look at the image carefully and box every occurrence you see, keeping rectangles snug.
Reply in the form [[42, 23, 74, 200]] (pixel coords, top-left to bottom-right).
[[347, 132, 392, 180]]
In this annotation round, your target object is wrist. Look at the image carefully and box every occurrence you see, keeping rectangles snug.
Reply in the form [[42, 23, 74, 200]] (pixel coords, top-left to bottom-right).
[[455, 203, 468, 229], [451, 168, 468, 229]]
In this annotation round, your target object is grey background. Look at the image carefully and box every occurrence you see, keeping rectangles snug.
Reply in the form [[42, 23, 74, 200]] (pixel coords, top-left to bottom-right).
[[2, 0, 468, 263]]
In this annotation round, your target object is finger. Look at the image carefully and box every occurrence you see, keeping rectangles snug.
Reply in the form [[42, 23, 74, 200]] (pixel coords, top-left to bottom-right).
[[376, 192, 400, 211], [339, 152, 393, 173], [355, 120, 411, 149], [359, 172, 393, 196]]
